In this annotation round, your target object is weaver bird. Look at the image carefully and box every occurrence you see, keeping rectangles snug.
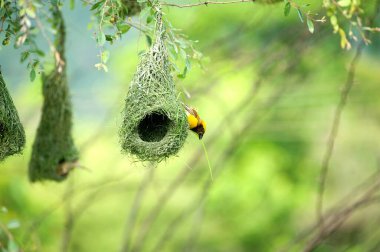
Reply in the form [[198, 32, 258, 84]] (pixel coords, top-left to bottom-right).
[[184, 104, 206, 140]]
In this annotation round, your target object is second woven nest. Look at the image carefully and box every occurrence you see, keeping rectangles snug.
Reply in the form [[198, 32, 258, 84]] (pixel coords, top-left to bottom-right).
[[28, 8, 79, 182]]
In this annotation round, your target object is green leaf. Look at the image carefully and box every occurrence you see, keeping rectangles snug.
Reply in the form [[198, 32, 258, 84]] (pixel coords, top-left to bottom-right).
[[90, 0, 104, 11], [330, 15, 339, 32], [171, 62, 180, 73], [117, 24, 131, 34], [34, 49, 45, 57], [146, 35, 152, 46], [105, 34, 113, 42], [185, 58, 191, 70], [146, 15, 153, 24], [168, 45, 178, 60], [70, 0, 75, 9], [30, 69, 36, 82], [2, 37, 10, 46], [296, 8, 304, 23], [284, 2, 291, 16], [177, 66, 188, 79], [32, 60, 39, 68], [179, 48, 187, 60], [20, 51, 30, 62], [25, 7, 36, 18], [307, 18, 314, 33], [97, 32, 106, 46], [338, 28, 351, 49]]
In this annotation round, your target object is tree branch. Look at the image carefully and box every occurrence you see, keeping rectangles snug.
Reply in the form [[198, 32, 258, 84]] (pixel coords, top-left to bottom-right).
[[60, 177, 75, 252], [306, 178, 380, 252], [120, 165, 156, 252], [316, 42, 364, 229], [316, 0, 380, 230]]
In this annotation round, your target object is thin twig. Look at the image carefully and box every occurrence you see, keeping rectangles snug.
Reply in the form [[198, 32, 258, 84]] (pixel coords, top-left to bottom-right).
[[0, 222, 14, 242], [131, 165, 192, 252], [183, 200, 205, 252], [316, 0, 380, 228], [34, 15, 64, 70], [278, 170, 380, 252], [60, 177, 75, 252], [120, 165, 156, 252], [161, 0, 255, 8], [316, 42, 364, 229], [306, 178, 380, 251]]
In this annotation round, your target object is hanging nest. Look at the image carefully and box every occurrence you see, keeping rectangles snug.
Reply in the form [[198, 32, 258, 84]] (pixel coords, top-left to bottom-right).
[[29, 8, 79, 182], [121, 0, 141, 16], [0, 69, 26, 161], [120, 11, 188, 162]]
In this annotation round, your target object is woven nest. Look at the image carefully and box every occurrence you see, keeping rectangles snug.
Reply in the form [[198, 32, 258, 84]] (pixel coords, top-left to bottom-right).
[[29, 9, 79, 182], [0, 70, 25, 161], [120, 13, 188, 162]]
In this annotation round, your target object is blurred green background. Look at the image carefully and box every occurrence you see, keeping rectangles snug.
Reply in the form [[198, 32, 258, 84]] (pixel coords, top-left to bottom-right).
[[1, 1, 380, 251]]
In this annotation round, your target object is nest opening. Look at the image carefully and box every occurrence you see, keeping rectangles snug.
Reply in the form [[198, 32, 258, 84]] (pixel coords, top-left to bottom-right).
[[138, 112, 171, 142]]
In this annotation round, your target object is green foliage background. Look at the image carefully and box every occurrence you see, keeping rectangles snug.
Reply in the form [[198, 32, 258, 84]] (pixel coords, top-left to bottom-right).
[[1, 1, 380, 251]]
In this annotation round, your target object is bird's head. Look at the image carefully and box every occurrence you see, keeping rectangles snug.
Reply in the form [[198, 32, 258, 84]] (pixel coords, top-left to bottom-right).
[[195, 120, 206, 140]]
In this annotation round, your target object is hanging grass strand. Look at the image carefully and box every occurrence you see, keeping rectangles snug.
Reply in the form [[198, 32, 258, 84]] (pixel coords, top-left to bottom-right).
[[201, 140, 213, 181], [0, 70, 26, 161], [120, 10, 188, 162], [29, 7, 79, 182]]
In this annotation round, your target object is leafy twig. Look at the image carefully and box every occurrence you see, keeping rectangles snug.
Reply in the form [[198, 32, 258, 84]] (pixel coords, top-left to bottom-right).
[[316, 0, 380, 231]]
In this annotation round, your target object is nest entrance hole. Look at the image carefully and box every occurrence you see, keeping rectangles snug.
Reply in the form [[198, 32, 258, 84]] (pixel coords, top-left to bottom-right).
[[138, 112, 171, 142]]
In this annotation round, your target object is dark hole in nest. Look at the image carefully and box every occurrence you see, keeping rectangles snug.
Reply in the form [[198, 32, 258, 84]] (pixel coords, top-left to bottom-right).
[[138, 112, 171, 142]]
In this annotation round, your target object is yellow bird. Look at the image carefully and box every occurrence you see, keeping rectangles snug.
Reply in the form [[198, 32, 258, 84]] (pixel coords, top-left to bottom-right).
[[184, 104, 206, 140]]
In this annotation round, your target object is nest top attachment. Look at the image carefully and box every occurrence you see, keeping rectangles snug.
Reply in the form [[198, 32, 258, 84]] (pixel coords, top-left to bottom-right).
[[0, 69, 26, 161], [120, 12, 188, 162]]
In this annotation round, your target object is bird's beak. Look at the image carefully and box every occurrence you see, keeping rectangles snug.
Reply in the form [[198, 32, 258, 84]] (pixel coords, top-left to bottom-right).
[[198, 133, 203, 140]]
